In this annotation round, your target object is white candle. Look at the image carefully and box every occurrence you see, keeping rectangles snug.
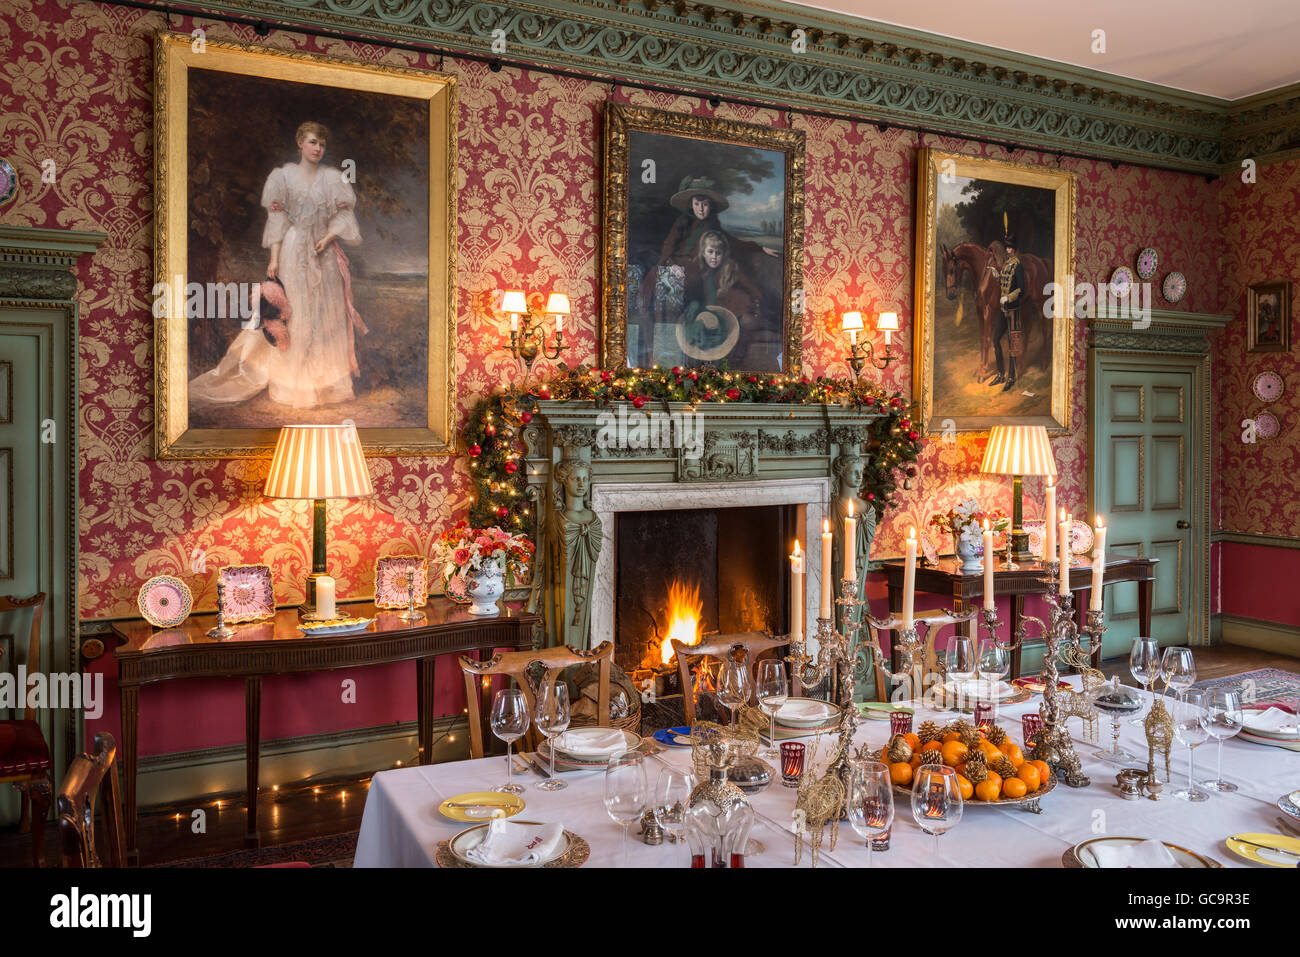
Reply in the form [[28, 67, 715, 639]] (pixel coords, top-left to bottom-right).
[[555, 313, 563, 334], [1043, 477, 1056, 563], [1058, 508, 1070, 595], [789, 541, 804, 643], [1090, 515, 1107, 611], [902, 526, 917, 630], [510, 313, 518, 332], [820, 519, 833, 620], [844, 501, 857, 583], [316, 575, 336, 620], [983, 519, 995, 610]]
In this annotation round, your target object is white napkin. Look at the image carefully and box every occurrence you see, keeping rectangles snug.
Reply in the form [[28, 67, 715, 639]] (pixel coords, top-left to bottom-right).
[[556, 728, 629, 758], [1088, 839, 1179, 868], [776, 700, 831, 721], [464, 819, 564, 866], [956, 679, 1015, 700], [1243, 707, 1300, 735]]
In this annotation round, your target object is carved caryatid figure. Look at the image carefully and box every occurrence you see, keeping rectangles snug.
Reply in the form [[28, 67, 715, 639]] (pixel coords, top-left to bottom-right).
[[830, 445, 875, 632], [549, 457, 602, 649]]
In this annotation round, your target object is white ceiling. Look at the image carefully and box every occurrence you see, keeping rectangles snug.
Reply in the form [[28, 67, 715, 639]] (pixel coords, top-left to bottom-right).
[[786, 0, 1300, 99]]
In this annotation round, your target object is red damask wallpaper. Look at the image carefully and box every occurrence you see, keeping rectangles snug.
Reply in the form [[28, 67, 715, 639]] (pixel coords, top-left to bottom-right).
[[0, 1, 1225, 751]]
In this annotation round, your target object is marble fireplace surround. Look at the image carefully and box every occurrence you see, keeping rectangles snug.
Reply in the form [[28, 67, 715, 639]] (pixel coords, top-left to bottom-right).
[[589, 477, 832, 653]]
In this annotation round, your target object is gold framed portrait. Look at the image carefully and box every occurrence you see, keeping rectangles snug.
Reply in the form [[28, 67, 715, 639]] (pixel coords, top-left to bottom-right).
[[914, 149, 1076, 435], [153, 33, 457, 458], [600, 103, 805, 374], [1246, 280, 1292, 352]]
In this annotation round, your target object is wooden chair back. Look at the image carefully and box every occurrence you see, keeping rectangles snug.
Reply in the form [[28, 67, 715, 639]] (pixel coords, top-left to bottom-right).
[[458, 642, 613, 759], [672, 631, 788, 726], [0, 594, 45, 722], [57, 732, 125, 868]]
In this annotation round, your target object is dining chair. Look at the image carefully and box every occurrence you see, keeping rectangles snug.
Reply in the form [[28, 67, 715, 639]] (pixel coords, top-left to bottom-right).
[[57, 731, 125, 868], [458, 642, 613, 759], [0, 593, 51, 867], [672, 631, 789, 726]]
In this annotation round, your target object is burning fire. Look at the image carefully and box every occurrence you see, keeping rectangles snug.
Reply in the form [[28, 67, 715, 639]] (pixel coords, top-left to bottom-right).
[[660, 579, 703, 665]]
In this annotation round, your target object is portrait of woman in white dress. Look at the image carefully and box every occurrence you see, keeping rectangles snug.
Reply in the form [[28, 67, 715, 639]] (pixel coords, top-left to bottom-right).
[[189, 121, 368, 410]]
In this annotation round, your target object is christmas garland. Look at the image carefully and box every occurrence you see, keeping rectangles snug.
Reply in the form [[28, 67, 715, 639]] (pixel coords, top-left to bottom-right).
[[464, 365, 923, 534]]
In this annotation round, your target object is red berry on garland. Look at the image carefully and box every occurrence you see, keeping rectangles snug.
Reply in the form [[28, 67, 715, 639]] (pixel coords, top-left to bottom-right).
[[688, 371, 698, 381], [538, 388, 551, 400], [703, 390, 714, 400], [800, 376, 810, 384], [468, 444, 481, 457], [486, 424, 496, 437], [864, 396, 875, 405], [900, 418, 910, 429], [747, 375, 758, 383], [726, 388, 740, 400], [505, 461, 518, 474], [520, 411, 532, 424], [891, 397, 902, 407], [496, 506, 509, 519], [632, 395, 646, 409], [866, 492, 875, 501], [908, 430, 920, 440], [671, 366, 682, 375], [601, 370, 611, 382]]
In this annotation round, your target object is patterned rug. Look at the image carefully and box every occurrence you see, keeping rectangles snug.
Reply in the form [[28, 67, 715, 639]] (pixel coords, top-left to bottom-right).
[[149, 830, 357, 868], [1191, 667, 1300, 705]]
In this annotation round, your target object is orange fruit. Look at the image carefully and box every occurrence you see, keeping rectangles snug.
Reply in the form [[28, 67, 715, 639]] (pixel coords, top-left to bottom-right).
[[978, 740, 1001, 759], [909, 754, 923, 769], [984, 771, 1002, 790], [919, 741, 942, 755], [957, 775, 974, 800], [1010, 755, 1026, 770], [940, 741, 969, 767], [1017, 764, 1041, 792], [942, 731, 961, 743], [999, 741, 1024, 763], [974, 780, 1001, 802], [889, 762, 914, 786], [1031, 760, 1051, 784], [954, 762, 967, 777], [1002, 777, 1028, 799], [903, 732, 921, 750]]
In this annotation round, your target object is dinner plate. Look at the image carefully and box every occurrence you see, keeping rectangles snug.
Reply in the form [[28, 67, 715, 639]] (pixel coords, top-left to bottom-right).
[[1277, 790, 1300, 823], [551, 727, 642, 759], [296, 617, 375, 636], [1238, 729, 1300, 751], [1225, 832, 1300, 868], [1068, 836, 1217, 868], [448, 820, 570, 868], [939, 680, 1030, 706], [774, 697, 841, 728], [653, 725, 694, 747], [438, 791, 525, 823], [1237, 706, 1299, 740], [1012, 676, 1073, 694], [858, 701, 912, 720]]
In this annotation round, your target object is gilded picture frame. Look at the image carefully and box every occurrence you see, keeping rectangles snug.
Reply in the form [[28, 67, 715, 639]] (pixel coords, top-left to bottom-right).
[[1246, 280, 1291, 353], [153, 33, 457, 458], [914, 149, 1075, 435], [600, 103, 805, 374]]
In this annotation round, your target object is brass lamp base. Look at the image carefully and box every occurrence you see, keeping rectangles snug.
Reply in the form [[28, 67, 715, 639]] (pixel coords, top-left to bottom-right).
[[1009, 528, 1035, 563]]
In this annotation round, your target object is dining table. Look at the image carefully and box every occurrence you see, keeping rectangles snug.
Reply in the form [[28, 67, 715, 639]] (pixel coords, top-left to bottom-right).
[[353, 678, 1300, 868]]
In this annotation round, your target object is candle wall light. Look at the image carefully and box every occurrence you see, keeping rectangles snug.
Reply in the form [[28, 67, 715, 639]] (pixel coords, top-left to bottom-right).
[[503, 289, 569, 367], [842, 310, 900, 378]]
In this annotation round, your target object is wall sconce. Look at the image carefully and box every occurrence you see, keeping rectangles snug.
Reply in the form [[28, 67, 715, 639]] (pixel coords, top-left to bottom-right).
[[504, 290, 568, 366], [842, 310, 900, 378]]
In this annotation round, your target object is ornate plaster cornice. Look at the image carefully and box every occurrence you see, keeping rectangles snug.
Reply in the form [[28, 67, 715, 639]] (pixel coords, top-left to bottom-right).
[[142, 0, 1242, 172]]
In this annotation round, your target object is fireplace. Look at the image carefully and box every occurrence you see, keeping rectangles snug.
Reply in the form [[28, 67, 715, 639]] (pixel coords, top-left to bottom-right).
[[614, 504, 797, 674]]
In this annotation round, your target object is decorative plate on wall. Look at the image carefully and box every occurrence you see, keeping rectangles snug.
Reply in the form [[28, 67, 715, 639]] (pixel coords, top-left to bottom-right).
[[218, 564, 275, 623], [1109, 266, 1134, 298], [1255, 411, 1280, 439], [1135, 247, 1159, 280], [137, 575, 194, 628], [0, 158, 17, 208], [1070, 519, 1096, 556], [1253, 371, 1285, 403], [1162, 272, 1187, 303]]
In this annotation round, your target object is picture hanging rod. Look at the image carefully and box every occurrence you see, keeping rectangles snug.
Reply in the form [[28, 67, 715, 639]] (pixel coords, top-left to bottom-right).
[[107, 0, 1217, 181]]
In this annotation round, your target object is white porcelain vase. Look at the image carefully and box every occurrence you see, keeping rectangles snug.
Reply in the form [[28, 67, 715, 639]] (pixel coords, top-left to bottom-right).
[[465, 562, 505, 617]]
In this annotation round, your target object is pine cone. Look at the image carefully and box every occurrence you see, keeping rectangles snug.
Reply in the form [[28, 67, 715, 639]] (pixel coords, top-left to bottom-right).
[[917, 719, 943, 744], [985, 724, 1008, 746], [885, 734, 914, 764], [991, 754, 1018, 781], [964, 751, 988, 783], [957, 722, 982, 750]]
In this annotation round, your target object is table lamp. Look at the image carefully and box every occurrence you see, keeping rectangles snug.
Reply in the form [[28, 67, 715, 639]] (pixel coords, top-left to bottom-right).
[[265, 424, 374, 620], [979, 424, 1056, 564]]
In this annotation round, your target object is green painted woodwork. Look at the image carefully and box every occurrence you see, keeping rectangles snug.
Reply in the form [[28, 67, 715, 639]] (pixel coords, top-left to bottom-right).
[[169, 0, 1292, 173], [0, 226, 102, 827]]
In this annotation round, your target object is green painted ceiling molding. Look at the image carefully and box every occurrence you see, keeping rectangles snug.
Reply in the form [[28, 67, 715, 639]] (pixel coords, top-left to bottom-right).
[[139, 0, 1300, 172]]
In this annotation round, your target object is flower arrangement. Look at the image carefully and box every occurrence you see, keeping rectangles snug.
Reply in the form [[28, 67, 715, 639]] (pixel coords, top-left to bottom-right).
[[433, 522, 535, 602], [930, 498, 1010, 551]]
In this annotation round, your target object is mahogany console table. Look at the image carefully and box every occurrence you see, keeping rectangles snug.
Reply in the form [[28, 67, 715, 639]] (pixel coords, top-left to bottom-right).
[[109, 600, 540, 863], [876, 556, 1158, 677]]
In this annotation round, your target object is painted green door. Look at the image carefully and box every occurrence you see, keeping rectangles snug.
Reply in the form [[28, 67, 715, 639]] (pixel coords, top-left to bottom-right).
[[1093, 366, 1194, 655]]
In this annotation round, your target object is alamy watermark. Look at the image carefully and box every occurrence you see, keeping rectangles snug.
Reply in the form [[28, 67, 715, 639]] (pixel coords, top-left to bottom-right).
[[151, 275, 263, 327], [0, 668, 103, 719], [595, 404, 704, 459]]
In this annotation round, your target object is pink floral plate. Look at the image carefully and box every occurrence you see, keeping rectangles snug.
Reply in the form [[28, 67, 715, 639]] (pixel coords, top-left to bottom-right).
[[1162, 271, 1186, 303], [1255, 411, 1280, 439], [1109, 266, 1134, 298], [0, 158, 17, 208], [1070, 519, 1095, 555], [1024, 520, 1045, 558], [376, 556, 429, 609], [218, 564, 275, 623], [1135, 247, 1159, 280], [137, 575, 193, 628], [1253, 371, 1284, 403]]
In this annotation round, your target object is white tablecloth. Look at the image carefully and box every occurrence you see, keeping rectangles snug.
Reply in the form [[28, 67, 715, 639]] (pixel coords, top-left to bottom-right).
[[354, 679, 1300, 868]]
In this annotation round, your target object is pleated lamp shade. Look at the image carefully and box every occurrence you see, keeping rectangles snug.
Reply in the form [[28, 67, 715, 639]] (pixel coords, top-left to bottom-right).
[[264, 425, 373, 500], [980, 425, 1057, 477]]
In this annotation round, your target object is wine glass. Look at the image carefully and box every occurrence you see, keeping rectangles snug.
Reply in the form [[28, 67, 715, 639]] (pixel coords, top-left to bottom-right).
[[717, 655, 751, 728], [1199, 689, 1242, 793], [1128, 637, 1160, 725], [1171, 690, 1210, 803], [756, 659, 788, 756], [943, 637, 976, 713], [533, 679, 570, 791], [652, 768, 694, 866], [977, 639, 1009, 716], [911, 764, 962, 855], [604, 752, 647, 867], [489, 687, 529, 794], [847, 760, 894, 868], [1161, 647, 1197, 698]]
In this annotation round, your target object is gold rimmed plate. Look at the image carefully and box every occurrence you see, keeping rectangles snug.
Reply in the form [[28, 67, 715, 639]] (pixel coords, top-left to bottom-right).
[[438, 791, 525, 823], [441, 820, 588, 868], [1064, 836, 1219, 868], [1225, 832, 1300, 868]]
